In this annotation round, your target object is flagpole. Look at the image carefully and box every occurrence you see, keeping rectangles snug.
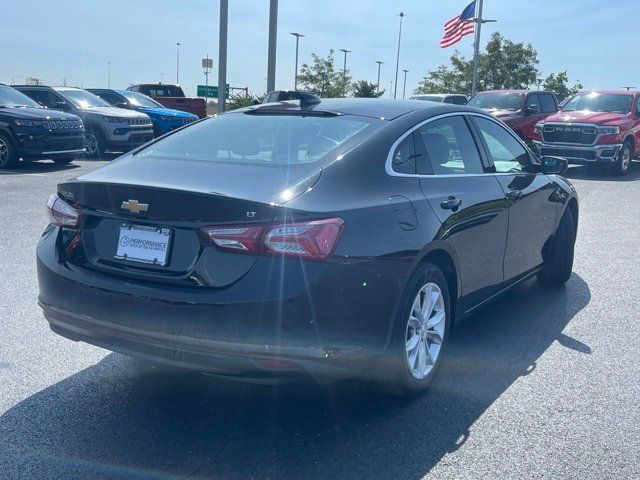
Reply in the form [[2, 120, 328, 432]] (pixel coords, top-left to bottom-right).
[[471, 0, 484, 96]]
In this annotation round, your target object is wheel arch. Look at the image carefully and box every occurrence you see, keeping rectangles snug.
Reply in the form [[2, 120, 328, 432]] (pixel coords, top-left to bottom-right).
[[0, 123, 18, 145], [623, 134, 635, 151], [565, 196, 579, 238], [414, 245, 460, 325]]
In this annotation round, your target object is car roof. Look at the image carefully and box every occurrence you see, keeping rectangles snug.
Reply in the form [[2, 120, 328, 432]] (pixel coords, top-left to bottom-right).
[[411, 93, 464, 97], [577, 89, 640, 95], [479, 89, 555, 95], [244, 98, 475, 121]]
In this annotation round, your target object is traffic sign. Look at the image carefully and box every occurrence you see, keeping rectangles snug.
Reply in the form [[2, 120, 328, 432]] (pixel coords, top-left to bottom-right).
[[202, 58, 213, 69], [197, 84, 229, 98]]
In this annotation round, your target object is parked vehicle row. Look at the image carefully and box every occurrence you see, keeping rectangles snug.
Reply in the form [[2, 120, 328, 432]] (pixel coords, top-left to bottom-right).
[[127, 83, 207, 119], [0, 83, 199, 168], [465, 89, 638, 176], [532, 90, 640, 176]]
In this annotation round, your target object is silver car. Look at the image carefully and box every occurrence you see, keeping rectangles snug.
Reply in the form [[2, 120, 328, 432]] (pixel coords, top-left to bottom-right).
[[15, 86, 154, 157]]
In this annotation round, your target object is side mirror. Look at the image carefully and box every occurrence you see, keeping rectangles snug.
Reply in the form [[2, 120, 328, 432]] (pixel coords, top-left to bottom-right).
[[53, 101, 69, 111], [527, 104, 540, 114], [541, 156, 569, 175]]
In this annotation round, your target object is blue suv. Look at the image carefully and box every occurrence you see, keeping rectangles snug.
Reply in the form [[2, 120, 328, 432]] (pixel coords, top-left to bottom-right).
[[88, 89, 198, 136]]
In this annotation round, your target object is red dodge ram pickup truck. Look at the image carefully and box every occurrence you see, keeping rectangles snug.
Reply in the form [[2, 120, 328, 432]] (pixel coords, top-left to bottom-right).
[[533, 90, 639, 176], [467, 89, 558, 145], [127, 84, 207, 118]]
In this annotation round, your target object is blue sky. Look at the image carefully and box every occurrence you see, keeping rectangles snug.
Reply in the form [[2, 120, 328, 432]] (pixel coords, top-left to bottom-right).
[[2, 0, 637, 97]]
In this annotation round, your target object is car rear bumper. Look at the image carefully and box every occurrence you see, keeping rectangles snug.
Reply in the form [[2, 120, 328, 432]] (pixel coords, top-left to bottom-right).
[[37, 227, 407, 382], [533, 141, 622, 164]]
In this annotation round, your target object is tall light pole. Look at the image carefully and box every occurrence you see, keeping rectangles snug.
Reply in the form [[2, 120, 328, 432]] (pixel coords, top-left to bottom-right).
[[291, 32, 304, 91], [176, 42, 182, 84], [402, 69, 409, 99], [266, 0, 278, 92], [218, 0, 228, 112], [107, 61, 111, 88], [339, 49, 350, 97], [394, 12, 405, 99], [375, 60, 383, 96]]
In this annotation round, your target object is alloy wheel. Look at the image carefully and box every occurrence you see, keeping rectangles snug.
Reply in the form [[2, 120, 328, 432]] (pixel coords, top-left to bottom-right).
[[85, 133, 98, 155], [0, 139, 8, 167], [621, 146, 632, 172], [405, 282, 446, 380]]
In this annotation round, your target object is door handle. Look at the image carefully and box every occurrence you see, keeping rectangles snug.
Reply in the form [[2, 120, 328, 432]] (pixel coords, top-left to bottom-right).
[[505, 189, 522, 201], [440, 197, 462, 211]]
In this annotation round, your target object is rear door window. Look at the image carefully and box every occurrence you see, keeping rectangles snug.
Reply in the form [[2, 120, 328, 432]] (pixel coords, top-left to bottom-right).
[[414, 116, 484, 175]]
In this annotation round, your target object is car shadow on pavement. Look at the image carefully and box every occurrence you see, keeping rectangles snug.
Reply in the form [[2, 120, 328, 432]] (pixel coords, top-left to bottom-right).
[[564, 163, 640, 182], [0, 274, 590, 480], [0, 161, 82, 175]]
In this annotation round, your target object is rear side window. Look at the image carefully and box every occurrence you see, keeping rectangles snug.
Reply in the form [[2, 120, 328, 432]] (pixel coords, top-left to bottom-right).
[[473, 117, 530, 173], [540, 94, 557, 113], [95, 92, 122, 106], [445, 96, 467, 105], [146, 86, 183, 97], [391, 135, 416, 174], [414, 116, 484, 175], [136, 113, 380, 166]]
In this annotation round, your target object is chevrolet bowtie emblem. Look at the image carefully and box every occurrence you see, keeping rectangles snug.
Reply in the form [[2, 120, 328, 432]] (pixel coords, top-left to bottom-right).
[[121, 199, 149, 214]]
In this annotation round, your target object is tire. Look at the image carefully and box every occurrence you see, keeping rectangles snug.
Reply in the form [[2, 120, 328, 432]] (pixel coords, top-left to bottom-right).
[[539, 207, 576, 285], [85, 128, 105, 158], [372, 262, 451, 397], [0, 132, 19, 169], [613, 140, 633, 176]]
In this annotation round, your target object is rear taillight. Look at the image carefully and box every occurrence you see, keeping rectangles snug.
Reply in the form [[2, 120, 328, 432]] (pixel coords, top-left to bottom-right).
[[46, 193, 83, 228], [201, 218, 344, 261]]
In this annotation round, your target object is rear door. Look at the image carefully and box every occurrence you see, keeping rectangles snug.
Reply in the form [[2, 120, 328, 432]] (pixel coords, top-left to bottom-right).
[[471, 115, 557, 281], [413, 114, 509, 311]]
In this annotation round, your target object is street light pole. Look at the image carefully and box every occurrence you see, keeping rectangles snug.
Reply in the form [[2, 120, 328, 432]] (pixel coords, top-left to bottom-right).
[[402, 69, 409, 99], [394, 12, 405, 99], [375, 60, 383, 96], [218, 0, 228, 112], [266, 0, 278, 92], [107, 61, 111, 88], [176, 42, 182, 84], [291, 32, 304, 91], [340, 49, 350, 97]]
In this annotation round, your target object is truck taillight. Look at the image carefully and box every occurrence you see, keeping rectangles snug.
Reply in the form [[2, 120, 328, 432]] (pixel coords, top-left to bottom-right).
[[46, 193, 83, 228], [201, 218, 344, 261]]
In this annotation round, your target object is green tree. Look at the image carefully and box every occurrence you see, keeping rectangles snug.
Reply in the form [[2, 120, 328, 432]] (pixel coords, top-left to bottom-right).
[[297, 50, 351, 98], [352, 80, 384, 98], [542, 71, 583, 101], [414, 33, 540, 96], [225, 92, 261, 111]]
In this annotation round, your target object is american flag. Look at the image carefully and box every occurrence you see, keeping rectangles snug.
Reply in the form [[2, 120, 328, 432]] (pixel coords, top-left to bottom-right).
[[440, 1, 476, 48]]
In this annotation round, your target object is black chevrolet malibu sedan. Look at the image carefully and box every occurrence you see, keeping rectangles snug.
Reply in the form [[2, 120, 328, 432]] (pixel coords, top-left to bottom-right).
[[37, 98, 578, 396]]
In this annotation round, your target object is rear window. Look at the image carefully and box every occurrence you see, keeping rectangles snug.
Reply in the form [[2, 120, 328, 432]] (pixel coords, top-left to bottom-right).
[[135, 112, 380, 165], [142, 85, 184, 97]]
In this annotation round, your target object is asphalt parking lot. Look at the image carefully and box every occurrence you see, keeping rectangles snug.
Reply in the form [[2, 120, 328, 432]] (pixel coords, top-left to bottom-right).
[[1, 158, 639, 480]]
